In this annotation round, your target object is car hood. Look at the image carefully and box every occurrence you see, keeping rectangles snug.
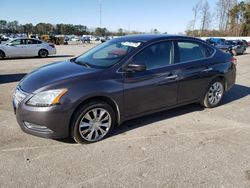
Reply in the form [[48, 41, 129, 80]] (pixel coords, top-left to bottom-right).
[[0, 44, 7, 48], [19, 60, 101, 93]]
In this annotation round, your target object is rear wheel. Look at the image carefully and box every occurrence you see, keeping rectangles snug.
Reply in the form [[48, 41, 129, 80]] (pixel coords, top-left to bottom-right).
[[0, 51, 5, 60], [201, 79, 224, 108], [38, 49, 48, 58], [71, 101, 116, 144]]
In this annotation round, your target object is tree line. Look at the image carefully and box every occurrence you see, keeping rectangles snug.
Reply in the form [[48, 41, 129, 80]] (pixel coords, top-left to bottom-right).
[[0, 20, 146, 37], [186, 0, 250, 37], [0, 21, 97, 36]]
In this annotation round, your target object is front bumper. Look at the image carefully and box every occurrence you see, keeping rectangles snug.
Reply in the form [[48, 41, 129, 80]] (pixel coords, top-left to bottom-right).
[[13, 98, 72, 139]]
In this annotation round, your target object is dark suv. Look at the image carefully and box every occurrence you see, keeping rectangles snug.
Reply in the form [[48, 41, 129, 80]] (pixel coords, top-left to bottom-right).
[[13, 35, 236, 143]]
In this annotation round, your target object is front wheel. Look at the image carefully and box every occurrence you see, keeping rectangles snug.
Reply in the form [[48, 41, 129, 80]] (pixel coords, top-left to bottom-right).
[[71, 101, 116, 144], [201, 79, 225, 108]]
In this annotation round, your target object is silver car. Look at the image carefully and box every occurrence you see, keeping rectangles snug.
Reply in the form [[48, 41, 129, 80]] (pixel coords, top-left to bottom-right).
[[0, 38, 56, 59]]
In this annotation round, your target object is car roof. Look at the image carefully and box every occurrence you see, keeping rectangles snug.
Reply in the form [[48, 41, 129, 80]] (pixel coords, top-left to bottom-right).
[[13, 37, 41, 40], [114, 34, 202, 42]]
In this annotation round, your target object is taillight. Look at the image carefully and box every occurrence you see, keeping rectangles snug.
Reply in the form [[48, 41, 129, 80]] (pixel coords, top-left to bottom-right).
[[49, 44, 55, 48], [230, 57, 237, 65]]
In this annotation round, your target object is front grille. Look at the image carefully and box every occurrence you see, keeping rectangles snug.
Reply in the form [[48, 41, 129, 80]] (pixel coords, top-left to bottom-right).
[[13, 86, 29, 107]]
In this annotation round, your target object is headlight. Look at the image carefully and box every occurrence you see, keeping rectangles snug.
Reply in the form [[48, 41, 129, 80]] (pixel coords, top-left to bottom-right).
[[27, 89, 68, 107]]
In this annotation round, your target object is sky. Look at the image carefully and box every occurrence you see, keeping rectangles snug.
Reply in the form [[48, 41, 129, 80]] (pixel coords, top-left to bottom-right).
[[0, 0, 217, 34]]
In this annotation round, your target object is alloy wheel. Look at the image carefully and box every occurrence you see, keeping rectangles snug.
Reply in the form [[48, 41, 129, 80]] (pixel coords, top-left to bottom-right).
[[207, 82, 224, 105], [78, 108, 111, 142]]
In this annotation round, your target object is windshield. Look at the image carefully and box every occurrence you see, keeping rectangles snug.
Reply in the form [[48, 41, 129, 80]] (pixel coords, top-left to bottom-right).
[[74, 40, 142, 68]]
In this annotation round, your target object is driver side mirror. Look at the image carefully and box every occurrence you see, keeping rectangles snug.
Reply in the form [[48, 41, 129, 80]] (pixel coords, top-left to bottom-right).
[[125, 63, 146, 72]]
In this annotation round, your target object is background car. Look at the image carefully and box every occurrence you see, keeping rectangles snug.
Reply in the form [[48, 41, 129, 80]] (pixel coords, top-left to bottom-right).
[[100, 36, 112, 43], [81, 36, 91, 43], [241, 39, 249, 49], [206, 38, 225, 46], [216, 40, 246, 56], [0, 38, 56, 59]]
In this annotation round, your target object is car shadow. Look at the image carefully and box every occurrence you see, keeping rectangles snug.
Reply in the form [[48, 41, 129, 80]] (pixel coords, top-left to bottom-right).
[[1, 55, 74, 61], [53, 137, 76, 144], [111, 84, 250, 138], [53, 84, 250, 144], [0, 73, 27, 84], [222, 84, 250, 104]]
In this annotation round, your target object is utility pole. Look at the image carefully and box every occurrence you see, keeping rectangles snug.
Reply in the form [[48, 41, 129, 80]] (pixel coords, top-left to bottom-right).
[[128, 23, 130, 34], [99, 0, 102, 28]]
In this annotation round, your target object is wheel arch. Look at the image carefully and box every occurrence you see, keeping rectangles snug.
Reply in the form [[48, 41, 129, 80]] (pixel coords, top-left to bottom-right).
[[0, 49, 6, 58], [200, 75, 227, 102], [216, 75, 227, 90], [69, 96, 121, 135], [38, 48, 49, 56]]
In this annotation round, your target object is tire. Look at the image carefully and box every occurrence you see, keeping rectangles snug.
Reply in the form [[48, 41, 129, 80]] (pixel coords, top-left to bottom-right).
[[0, 51, 5, 60], [201, 79, 225, 108], [38, 49, 48, 58], [71, 101, 116, 144]]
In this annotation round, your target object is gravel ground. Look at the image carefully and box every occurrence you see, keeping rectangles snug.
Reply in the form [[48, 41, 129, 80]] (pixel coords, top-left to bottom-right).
[[0, 45, 250, 188]]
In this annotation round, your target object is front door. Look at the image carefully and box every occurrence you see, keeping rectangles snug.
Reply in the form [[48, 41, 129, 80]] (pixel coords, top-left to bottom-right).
[[123, 40, 180, 118], [24, 39, 41, 56], [6, 39, 26, 57]]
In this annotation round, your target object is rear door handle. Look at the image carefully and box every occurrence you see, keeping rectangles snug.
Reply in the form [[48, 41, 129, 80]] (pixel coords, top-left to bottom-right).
[[165, 75, 178, 80], [202, 68, 213, 72]]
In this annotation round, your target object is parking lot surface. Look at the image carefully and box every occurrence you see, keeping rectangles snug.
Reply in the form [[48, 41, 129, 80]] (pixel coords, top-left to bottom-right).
[[0, 45, 250, 188]]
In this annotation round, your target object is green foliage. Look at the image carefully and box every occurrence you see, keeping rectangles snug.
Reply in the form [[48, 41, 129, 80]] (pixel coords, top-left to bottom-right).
[[94, 27, 108, 36], [228, 1, 250, 36], [186, 1, 250, 37], [0, 20, 89, 36], [0, 20, 147, 36], [117, 28, 125, 36]]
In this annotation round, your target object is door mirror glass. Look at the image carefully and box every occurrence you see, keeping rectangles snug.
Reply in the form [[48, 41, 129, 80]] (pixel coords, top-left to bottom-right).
[[125, 63, 146, 72]]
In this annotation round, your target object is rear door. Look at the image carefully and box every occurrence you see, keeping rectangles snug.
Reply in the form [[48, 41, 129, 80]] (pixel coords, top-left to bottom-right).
[[24, 39, 41, 56], [175, 40, 215, 104], [123, 40, 180, 117]]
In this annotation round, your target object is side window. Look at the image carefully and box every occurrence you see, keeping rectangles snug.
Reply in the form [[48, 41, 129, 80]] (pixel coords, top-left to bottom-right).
[[26, 39, 33, 44], [177, 41, 209, 62], [133, 41, 173, 70], [10, 39, 25, 45], [205, 45, 215, 57], [26, 39, 39, 44]]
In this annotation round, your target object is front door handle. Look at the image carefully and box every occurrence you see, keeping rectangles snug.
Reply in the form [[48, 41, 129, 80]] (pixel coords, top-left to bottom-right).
[[156, 74, 178, 86]]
